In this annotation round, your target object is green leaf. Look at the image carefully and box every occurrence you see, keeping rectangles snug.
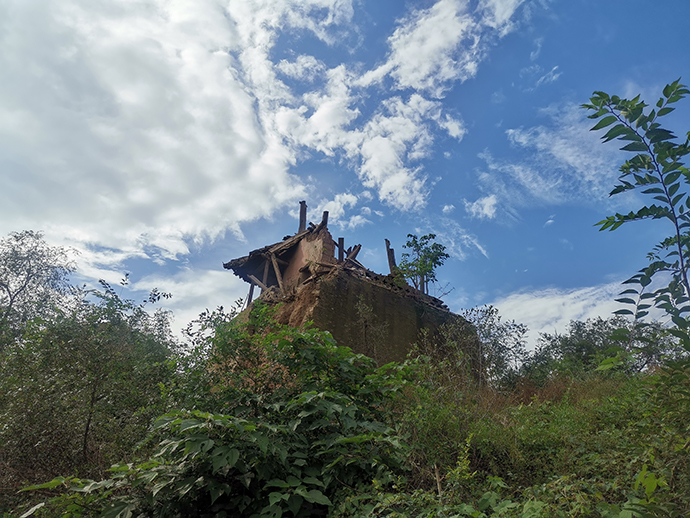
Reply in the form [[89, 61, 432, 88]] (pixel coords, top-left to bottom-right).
[[21, 477, 67, 491], [101, 502, 136, 518], [602, 124, 629, 142], [178, 419, 202, 432], [287, 495, 304, 516], [269, 492, 289, 506], [614, 297, 636, 304], [226, 448, 240, 468], [303, 489, 332, 506], [620, 142, 648, 152], [590, 115, 618, 131], [613, 309, 634, 316]]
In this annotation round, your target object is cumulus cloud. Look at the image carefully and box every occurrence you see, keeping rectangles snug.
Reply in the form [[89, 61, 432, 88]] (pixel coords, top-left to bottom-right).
[[0, 0, 524, 277], [276, 55, 326, 81], [317, 193, 359, 224], [0, 0, 309, 259], [360, 0, 525, 97]]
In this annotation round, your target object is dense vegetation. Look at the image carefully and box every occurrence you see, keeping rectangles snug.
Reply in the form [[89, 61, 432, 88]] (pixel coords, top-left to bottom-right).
[[1, 83, 689, 517]]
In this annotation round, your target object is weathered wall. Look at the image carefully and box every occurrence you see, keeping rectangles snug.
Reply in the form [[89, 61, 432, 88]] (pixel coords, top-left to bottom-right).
[[281, 230, 337, 289], [267, 267, 476, 366]]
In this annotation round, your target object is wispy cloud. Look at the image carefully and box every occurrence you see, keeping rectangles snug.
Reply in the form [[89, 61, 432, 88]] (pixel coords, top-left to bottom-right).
[[472, 103, 623, 219], [532, 65, 561, 89], [530, 37, 543, 61]]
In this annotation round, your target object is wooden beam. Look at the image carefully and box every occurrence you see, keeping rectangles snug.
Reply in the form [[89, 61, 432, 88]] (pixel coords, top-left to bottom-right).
[[346, 243, 361, 261], [313, 211, 329, 232], [262, 259, 270, 286], [270, 253, 285, 295], [274, 256, 289, 266], [385, 239, 397, 274], [299, 201, 307, 233], [345, 257, 365, 269], [338, 237, 344, 262], [248, 275, 268, 291], [247, 282, 255, 305]]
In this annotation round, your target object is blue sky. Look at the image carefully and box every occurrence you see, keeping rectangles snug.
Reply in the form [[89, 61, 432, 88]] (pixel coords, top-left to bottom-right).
[[2, 0, 689, 346]]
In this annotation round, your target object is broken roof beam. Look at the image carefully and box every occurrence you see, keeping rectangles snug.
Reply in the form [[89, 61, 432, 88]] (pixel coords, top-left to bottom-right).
[[270, 253, 285, 295], [385, 239, 397, 274], [346, 243, 361, 261], [248, 275, 269, 291]]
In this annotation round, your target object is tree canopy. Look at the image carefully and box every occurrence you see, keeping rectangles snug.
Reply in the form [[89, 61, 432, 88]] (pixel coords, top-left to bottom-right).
[[398, 233, 449, 296]]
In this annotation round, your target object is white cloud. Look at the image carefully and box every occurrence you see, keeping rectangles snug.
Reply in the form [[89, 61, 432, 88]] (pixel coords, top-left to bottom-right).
[[0, 0, 523, 298], [491, 90, 507, 103], [345, 214, 372, 230], [277, 55, 325, 81], [442, 204, 456, 214], [432, 217, 488, 260], [473, 103, 623, 219], [529, 36, 543, 61], [492, 282, 623, 349], [317, 192, 359, 224], [532, 65, 561, 89], [464, 195, 498, 219], [358, 0, 524, 97], [133, 268, 249, 337], [0, 0, 307, 259], [478, 0, 526, 35]]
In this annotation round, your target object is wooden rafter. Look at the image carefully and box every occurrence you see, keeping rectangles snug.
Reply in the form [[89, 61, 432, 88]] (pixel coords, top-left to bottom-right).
[[270, 253, 285, 295], [248, 275, 268, 291]]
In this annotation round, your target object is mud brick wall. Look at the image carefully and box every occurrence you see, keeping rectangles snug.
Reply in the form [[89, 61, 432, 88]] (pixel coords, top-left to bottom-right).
[[271, 267, 476, 366]]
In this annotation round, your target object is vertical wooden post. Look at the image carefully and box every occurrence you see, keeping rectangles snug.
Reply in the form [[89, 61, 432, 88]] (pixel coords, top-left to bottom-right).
[[321, 211, 328, 227], [384, 239, 397, 274], [338, 237, 344, 262], [299, 201, 307, 233], [262, 259, 270, 287], [270, 253, 285, 295], [247, 282, 255, 305]]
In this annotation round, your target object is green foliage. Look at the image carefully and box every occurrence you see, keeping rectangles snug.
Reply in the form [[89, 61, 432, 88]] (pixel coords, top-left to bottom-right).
[[460, 305, 528, 389], [397, 234, 449, 296], [0, 280, 177, 512], [0, 230, 76, 347], [522, 317, 684, 386], [21, 305, 408, 517], [583, 79, 690, 352]]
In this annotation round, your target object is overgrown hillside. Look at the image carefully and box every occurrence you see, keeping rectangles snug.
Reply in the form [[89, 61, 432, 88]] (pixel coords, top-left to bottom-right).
[[2, 81, 690, 517]]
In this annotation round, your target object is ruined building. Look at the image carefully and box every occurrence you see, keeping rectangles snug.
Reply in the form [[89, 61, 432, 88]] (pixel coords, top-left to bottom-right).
[[223, 201, 476, 366]]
